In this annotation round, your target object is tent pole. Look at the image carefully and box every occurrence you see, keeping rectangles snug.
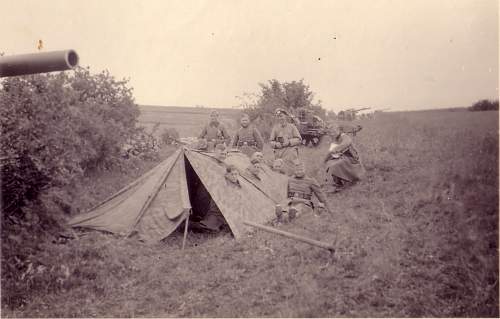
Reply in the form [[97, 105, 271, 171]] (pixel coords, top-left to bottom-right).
[[182, 210, 190, 250]]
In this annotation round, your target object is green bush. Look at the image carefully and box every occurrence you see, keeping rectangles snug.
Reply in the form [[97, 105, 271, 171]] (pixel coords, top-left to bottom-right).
[[0, 67, 139, 218], [469, 99, 499, 111], [160, 127, 180, 145]]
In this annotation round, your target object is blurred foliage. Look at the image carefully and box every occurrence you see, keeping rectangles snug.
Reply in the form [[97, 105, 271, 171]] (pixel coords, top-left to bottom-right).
[[469, 99, 499, 111], [0, 67, 139, 217], [160, 127, 180, 145]]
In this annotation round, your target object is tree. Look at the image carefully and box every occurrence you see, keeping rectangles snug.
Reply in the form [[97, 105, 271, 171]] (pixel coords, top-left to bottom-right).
[[469, 99, 499, 111], [0, 67, 139, 217], [241, 79, 324, 119], [237, 79, 326, 140]]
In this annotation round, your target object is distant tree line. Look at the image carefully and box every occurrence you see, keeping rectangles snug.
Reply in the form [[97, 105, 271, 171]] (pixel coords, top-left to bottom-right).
[[469, 99, 499, 111]]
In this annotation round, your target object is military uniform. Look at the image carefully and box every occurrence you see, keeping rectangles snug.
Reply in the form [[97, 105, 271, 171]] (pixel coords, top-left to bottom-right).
[[269, 122, 302, 175], [190, 180, 226, 232], [199, 121, 230, 151], [324, 133, 365, 186], [231, 125, 264, 157], [277, 173, 328, 219]]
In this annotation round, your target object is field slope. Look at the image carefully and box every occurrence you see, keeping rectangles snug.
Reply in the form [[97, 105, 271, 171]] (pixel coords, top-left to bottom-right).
[[2, 109, 498, 317]]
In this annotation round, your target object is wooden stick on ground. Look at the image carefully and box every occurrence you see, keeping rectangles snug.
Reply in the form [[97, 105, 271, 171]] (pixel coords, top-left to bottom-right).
[[243, 220, 335, 253]]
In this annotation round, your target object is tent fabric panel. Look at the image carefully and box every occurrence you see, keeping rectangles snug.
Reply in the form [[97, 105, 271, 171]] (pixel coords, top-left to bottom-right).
[[134, 154, 191, 242], [68, 149, 182, 235], [135, 209, 188, 243], [185, 150, 284, 239], [224, 152, 288, 202]]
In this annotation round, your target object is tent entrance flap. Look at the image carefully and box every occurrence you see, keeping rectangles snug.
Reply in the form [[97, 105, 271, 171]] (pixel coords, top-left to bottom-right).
[[184, 155, 228, 232]]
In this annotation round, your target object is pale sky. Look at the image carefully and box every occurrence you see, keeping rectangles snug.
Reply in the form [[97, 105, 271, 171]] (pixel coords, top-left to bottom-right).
[[1, 0, 498, 111]]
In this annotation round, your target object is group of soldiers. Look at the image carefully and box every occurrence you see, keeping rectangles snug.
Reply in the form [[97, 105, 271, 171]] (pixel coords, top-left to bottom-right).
[[194, 108, 365, 230]]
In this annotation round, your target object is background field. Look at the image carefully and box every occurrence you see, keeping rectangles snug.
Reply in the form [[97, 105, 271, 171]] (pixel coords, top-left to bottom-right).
[[2, 107, 498, 317], [138, 105, 242, 137]]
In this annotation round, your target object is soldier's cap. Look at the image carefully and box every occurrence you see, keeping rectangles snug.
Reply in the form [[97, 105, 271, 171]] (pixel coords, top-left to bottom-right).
[[274, 108, 288, 116], [226, 164, 238, 173], [210, 110, 219, 116], [241, 113, 250, 120]]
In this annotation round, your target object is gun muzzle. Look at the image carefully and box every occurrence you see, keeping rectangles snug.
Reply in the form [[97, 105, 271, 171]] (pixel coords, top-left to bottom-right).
[[0, 50, 79, 77]]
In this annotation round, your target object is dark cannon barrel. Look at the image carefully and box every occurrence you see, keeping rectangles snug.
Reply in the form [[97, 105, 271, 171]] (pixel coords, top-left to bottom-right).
[[0, 50, 79, 77]]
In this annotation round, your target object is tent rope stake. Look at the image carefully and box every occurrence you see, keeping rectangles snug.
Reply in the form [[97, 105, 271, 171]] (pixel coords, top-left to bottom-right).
[[243, 220, 335, 253]]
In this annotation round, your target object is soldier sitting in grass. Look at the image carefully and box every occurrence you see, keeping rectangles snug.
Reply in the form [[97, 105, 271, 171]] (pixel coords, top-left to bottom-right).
[[199, 110, 231, 151], [275, 160, 331, 223], [322, 123, 365, 193], [269, 108, 302, 175], [231, 113, 264, 158]]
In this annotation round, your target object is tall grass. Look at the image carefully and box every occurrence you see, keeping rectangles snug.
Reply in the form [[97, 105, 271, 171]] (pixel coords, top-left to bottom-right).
[[1, 109, 498, 317]]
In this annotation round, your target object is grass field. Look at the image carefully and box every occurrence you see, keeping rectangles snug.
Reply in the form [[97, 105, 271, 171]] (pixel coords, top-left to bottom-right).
[[2, 108, 498, 317], [138, 105, 242, 137]]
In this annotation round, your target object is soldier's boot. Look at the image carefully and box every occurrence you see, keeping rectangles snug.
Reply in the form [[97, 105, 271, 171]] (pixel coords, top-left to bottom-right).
[[288, 207, 298, 221], [275, 205, 284, 222]]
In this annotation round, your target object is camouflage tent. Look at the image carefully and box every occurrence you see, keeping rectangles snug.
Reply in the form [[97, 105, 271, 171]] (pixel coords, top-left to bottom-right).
[[68, 147, 288, 242]]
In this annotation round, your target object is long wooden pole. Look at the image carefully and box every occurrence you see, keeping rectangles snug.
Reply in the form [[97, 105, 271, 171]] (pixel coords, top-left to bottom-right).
[[182, 210, 190, 250], [243, 220, 335, 253]]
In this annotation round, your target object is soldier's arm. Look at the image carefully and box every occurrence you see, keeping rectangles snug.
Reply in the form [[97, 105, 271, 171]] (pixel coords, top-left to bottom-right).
[[221, 125, 231, 145], [310, 179, 331, 213], [269, 126, 277, 141], [329, 133, 352, 154], [199, 126, 207, 139], [231, 130, 240, 148], [310, 180, 327, 204], [269, 126, 280, 148], [253, 127, 264, 150], [288, 124, 302, 146]]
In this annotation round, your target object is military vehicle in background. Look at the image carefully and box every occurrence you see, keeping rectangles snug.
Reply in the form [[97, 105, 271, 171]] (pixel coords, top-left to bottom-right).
[[292, 108, 328, 146], [0, 50, 79, 77], [276, 107, 327, 146], [374, 108, 391, 114], [337, 107, 371, 121]]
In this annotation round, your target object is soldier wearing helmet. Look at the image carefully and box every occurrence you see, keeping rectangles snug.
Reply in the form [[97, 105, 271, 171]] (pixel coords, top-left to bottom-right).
[[269, 108, 302, 175], [199, 110, 231, 151], [231, 113, 264, 158]]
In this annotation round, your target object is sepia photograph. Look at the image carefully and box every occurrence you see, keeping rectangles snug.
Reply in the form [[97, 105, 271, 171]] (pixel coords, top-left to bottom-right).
[[1, 0, 498, 317]]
